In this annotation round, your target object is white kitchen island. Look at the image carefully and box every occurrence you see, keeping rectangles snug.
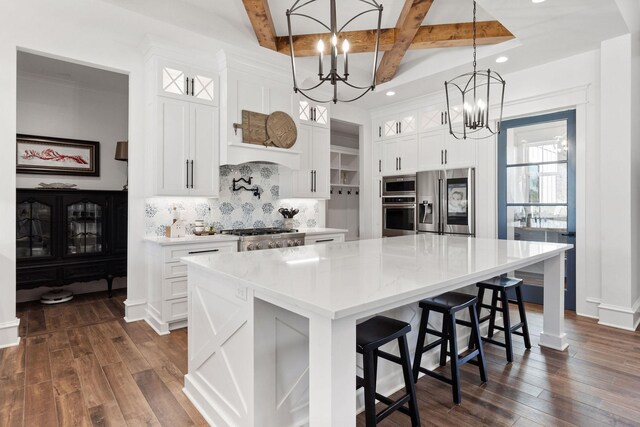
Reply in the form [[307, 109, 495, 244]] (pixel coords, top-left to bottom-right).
[[181, 234, 572, 427]]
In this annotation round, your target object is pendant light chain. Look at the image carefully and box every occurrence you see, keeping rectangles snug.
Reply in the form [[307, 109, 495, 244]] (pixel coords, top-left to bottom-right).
[[472, 0, 477, 74]]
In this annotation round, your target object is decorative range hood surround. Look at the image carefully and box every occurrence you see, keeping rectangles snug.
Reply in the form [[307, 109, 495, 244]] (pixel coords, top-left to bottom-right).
[[218, 50, 304, 170]]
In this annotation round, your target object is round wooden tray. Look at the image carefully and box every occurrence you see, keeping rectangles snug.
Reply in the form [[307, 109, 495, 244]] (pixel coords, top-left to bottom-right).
[[266, 111, 297, 149]]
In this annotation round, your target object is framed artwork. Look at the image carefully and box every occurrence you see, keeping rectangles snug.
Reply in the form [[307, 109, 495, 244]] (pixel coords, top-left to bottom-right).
[[16, 134, 100, 177]]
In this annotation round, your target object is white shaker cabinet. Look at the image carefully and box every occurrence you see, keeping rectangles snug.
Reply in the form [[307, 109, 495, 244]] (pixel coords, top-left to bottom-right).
[[382, 135, 418, 175], [418, 127, 476, 171], [281, 124, 330, 199], [156, 97, 219, 197], [298, 100, 329, 127]]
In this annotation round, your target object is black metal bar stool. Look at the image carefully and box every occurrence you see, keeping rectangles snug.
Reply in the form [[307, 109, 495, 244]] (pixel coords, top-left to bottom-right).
[[412, 292, 487, 404], [356, 315, 421, 427], [472, 277, 532, 363]]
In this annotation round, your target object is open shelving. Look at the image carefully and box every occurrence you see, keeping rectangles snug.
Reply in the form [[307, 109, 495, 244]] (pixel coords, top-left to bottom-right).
[[330, 145, 359, 187]]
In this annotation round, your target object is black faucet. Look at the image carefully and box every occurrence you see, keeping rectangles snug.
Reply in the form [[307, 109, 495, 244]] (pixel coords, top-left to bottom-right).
[[232, 177, 261, 199]]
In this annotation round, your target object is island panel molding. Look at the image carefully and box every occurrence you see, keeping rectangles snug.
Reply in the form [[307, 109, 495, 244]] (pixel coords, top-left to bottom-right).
[[182, 234, 572, 426]]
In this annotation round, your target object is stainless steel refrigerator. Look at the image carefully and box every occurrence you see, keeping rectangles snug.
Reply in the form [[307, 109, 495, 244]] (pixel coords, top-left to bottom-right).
[[416, 168, 475, 236]]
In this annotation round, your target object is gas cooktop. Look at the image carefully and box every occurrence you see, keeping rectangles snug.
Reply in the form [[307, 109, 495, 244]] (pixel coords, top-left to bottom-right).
[[220, 227, 298, 237]]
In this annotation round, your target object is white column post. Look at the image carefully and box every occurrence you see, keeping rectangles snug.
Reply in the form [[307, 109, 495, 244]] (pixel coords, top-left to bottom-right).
[[308, 313, 357, 426], [539, 253, 568, 351]]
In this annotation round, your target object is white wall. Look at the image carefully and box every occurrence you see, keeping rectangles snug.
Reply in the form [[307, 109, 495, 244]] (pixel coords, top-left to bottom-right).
[[0, 0, 290, 347], [17, 73, 128, 190]]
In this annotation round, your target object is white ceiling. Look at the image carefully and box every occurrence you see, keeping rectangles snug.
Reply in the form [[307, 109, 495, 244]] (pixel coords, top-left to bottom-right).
[[17, 51, 129, 95], [93, 0, 630, 108]]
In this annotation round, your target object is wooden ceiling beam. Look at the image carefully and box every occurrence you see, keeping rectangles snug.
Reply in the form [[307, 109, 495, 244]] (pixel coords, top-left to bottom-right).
[[410, 21, 513, 49], [375, 0, 435, 84], [273, 21, 513, 57], [242, 0, 278, 51]]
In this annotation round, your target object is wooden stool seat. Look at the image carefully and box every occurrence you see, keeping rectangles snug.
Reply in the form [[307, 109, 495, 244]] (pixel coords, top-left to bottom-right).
[[356, 316, 420, 426], [473, 277, 532, 363], [413, 292, 487, 404]]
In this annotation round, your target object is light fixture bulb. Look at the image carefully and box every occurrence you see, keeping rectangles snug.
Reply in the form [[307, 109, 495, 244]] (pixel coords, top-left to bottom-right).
[[317, 39, 325, 53], [342, 39, 350, 53], [331, 34, 338, 47], [477, 98, 486, 109]]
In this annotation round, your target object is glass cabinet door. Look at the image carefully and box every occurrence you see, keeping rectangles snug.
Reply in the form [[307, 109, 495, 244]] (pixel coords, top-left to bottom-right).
[[16, 199, 53, 258], [66, 199, 104, 255]]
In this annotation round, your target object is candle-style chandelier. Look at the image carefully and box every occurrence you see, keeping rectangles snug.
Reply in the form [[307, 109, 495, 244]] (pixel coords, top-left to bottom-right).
[[444, 0, 505, 140], [286, 0, 383, 104]]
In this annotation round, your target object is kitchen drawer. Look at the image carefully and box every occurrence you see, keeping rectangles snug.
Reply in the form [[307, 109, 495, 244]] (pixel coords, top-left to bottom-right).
[[163, 277, 188, 300], [163, 241, 237, 263], [163, 262, 188, 279], [162, 297, 188, 322], [304, 234, 346, 245]]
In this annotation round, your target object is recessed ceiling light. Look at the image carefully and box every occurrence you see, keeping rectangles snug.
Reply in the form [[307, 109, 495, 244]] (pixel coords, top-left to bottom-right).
[[496, 56, 509, 63], [386, 91, 396, 97], [531, 0, 545, 3]]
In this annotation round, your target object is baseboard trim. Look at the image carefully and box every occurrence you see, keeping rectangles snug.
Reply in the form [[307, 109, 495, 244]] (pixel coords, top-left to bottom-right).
[[597, 297, 640, 331], [184, 374, 235, 427], [123, 298, 147, 322], [0, 318, 21, 349], [145, 309, 170, 336]]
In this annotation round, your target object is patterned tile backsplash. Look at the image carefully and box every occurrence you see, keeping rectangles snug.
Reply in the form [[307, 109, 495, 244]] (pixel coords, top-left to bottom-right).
[[145, 163, 320, 236]]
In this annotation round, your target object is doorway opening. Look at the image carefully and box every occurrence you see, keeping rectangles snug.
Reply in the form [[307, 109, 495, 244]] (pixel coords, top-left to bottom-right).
[[15, 51, 129, 313], [328, 119, 360, 240], [498, 110, 576, 310]]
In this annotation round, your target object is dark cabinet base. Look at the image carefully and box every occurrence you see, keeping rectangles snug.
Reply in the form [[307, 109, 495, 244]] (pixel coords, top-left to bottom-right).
[[17, 189, 128, 297]]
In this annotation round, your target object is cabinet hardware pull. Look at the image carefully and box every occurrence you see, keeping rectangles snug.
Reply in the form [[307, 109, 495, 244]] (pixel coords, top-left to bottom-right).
[[379, 126, 381, 138], [441, 112, 443, 125], [186, 160, 189, 188], [379, 180, 382, 198], [378, 159, 381, 172], [188, 249, 219, 255], [314, 170, 317, 192], [399, 157, 402, 170], [445, 150, 447, 165], [185, 77, 189, 95], [191, 78, 195, 96], [399, 122, 402, 133], [315, 239, 334, 243], [190, 160, 194, 188], [444, 112, 448, 125]]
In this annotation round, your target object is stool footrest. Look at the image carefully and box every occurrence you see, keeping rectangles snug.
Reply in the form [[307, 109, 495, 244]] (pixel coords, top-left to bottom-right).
[[421, 337, 447, 353], [377, 350, 402, 366], [481, 336, 507, 348], [417, 366, 453, 385], [458, 350, 480, 366], [375, 393, 412, 419]]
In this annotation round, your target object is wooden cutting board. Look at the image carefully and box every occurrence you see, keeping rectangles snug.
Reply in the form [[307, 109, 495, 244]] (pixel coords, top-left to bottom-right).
[[240, 110, 270, 146], [266, 111, 297, 149]]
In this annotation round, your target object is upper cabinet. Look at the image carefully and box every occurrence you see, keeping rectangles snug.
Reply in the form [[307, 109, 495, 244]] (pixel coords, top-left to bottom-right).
[[158, 61, 216, 105], [280, 124, 330, 199], [418, 126, 476, 171], [147, 55, 220, 197], [299, 100, 329, 127], [418, 102, 464, 133], [382, 135, 418, 176], [374, 111, 417, 140]]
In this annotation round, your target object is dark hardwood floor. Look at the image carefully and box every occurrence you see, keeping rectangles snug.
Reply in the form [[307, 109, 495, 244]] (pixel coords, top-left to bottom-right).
[[2, 289, 206, 427], [2, 291, 640, 426]]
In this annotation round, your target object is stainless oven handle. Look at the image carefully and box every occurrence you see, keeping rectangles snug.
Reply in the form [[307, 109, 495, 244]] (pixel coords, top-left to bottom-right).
[[382, 204, 417, 208]]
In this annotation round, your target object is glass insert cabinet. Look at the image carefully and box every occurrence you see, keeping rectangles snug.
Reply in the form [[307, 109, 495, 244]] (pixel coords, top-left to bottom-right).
[[16, 189, 127, 295]]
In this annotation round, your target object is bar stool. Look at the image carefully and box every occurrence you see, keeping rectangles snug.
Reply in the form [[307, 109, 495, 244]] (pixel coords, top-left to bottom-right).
[[356, 315, 421, 427], [472, 277, 531, 363], [412, 292, 487, 404]]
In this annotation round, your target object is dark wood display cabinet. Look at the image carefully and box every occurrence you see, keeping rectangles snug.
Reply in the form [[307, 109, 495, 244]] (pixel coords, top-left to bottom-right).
[[16, 189, 127, 296]]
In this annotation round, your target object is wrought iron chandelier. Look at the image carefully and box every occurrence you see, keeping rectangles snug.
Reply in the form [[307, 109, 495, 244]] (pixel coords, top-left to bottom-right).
[[444, 0, 505, 140], [286, 0, 383, 104]]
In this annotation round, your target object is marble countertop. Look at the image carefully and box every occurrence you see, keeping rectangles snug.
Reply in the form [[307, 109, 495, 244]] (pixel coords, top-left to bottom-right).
[[181, 234, 572, 319], [298, 228, 348, 236], [144, 234, 239, 246]]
